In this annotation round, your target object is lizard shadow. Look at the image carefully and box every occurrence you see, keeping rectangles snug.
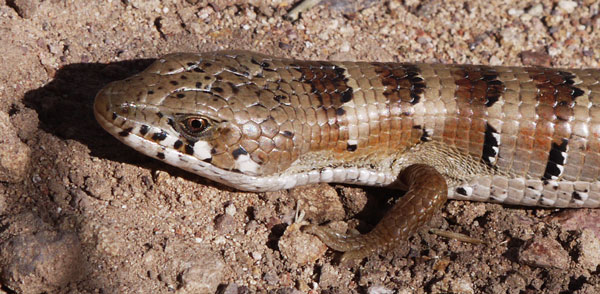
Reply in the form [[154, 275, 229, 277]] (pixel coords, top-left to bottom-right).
[[23, 58, 154, 160]]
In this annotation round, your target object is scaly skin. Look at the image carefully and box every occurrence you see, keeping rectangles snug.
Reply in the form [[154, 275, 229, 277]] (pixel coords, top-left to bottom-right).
[[94, 50, 600, 260]]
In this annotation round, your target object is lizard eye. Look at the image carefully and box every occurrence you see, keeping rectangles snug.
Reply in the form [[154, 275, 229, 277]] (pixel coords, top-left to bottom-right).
[[180, 116, 210, 136]]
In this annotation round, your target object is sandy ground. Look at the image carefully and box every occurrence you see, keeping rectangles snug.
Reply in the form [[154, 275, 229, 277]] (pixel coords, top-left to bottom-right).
[[1, 0, 600, 293]]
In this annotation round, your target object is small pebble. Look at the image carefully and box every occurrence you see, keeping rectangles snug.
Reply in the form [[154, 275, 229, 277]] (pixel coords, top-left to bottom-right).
[[527, 4, 544, 17], [251, 251, 262, 261], [367, 285, 394, 294], [579, 229, 600, 271], [0, 222, 82, 293], [489, 56, 502, 66], [521, 50, 552, 67], [558, 0, 577, 13], [508, 8, 524, 17], [179, 253, 226, 293], [278, 223, 327, 265], [340, 41, 350, 52], [214, 214, 236, 235], [417, 36, 430, 45], [225, 203, 237, 216], [519, 237, 569, 269], [0, 111, 31, 183]]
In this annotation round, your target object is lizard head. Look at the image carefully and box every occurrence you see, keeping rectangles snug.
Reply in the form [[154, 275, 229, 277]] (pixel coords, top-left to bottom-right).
[[94, 51, 300, 191]]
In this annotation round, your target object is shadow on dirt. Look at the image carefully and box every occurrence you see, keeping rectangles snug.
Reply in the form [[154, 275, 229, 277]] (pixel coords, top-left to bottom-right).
[[23, 58, 155, 161], [23, 58, 250, 191]]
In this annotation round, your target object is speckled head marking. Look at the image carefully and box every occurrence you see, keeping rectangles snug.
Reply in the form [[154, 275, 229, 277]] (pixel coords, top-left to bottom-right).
[[95, 52, 294, 185]]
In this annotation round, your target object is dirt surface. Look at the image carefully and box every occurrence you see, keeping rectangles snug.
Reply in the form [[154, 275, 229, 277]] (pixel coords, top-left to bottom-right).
[[1, 0, 600, 293]]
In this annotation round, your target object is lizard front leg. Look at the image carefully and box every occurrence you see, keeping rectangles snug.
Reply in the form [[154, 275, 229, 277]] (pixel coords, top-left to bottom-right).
[[303, 164, 448, 262]]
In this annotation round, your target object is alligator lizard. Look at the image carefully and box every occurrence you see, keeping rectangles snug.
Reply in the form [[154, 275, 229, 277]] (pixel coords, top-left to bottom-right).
[[94, 50, 600, 260]]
